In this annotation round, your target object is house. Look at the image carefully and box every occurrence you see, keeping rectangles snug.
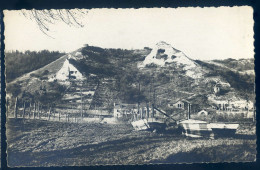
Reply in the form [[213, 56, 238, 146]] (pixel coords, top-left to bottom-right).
[[168, 99, 190, 110], [213, 84, 221, 94], [49, 59, 84, 82], [197, 110, 208, 116], [213, 82, 231, 95], [113, 103, 137, 118], [210, 103, 219, 110], [114, 103, 152, 119]]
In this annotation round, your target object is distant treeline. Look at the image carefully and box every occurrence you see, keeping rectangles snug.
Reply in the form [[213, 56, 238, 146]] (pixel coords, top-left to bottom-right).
[[6, 50, 65, 82]]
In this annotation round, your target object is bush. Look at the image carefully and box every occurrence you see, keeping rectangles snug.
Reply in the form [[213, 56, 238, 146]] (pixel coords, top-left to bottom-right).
[[7, 83, 22, 97], [41, 70, 49, 76], [145, 63, 158, 68], [30, 73, 41, 78]]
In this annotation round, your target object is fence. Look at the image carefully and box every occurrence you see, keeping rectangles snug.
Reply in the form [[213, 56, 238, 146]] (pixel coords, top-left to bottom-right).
[[7, 98, 114, 123], [215, 110, 255, 119]]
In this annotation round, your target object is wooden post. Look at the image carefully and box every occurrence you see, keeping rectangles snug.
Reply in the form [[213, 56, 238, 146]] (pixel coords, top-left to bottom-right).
[[147, 103, 150, 119], [53, 111, 56, 120], [152, 104, 154, 118], [33, 103, 36, 119], [68, 113, 70, 122], [48, 107, 51, 120], [37, 103, 40, 119], [140, 107, 143, 119], [28, 102, 31, 119], [187, 103, 191, 120], [23, 102, 26, 119], [39, 105, 42, 119], [14, 97, 18, 119], [59, 112, 61, 121]]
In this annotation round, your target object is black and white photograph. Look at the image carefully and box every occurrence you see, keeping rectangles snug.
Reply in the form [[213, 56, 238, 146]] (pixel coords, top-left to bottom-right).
[[4, 7, 256, 167], [0, 12, 2, 168]]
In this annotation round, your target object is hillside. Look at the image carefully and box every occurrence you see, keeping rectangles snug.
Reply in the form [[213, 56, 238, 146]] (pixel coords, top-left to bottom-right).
[[212, 58, 254, 74], [6, 42, 255, 117], [5, 50, 65, 82]]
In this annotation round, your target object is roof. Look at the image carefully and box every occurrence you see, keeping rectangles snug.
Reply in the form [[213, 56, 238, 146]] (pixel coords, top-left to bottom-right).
[[198, 110, 208, 113]]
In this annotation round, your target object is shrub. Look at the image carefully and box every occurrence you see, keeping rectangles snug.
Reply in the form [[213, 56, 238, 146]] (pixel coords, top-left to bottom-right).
[[7, 83, 22, 97], [41, 70, 49, 76], [145, 63, 157, 68]]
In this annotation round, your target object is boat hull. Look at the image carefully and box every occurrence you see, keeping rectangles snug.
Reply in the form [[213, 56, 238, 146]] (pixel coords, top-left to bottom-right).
[[179, 119, 213, 138], [209, 123, 239, 138]]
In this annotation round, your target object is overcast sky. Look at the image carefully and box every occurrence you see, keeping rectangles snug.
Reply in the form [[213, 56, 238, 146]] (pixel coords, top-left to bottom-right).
[[4, 6, 254, 60]]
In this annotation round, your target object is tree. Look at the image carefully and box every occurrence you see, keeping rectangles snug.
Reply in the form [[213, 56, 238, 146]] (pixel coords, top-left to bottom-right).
[[21, 9, 88, 37]]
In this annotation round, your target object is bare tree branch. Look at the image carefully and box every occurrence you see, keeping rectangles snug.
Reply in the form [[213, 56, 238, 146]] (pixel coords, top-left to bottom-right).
[[21, 9, 88, 37]]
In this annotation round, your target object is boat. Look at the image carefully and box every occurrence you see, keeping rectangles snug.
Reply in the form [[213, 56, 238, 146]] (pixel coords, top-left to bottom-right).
[[131, 119, 150, 130], [209, 123, 239, 138], [178, 103, 213, 138], [179, 119, 213, 138]]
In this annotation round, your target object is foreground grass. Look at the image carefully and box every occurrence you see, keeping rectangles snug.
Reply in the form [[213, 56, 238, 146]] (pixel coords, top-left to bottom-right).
[[7, 119, 256, 167]]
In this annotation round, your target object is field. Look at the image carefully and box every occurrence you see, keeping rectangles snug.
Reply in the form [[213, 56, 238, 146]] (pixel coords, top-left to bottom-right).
[[6, 119, 256, 167]]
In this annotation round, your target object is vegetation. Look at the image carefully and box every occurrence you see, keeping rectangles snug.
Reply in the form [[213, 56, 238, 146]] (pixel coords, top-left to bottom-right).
[[77, 46, 151, 104], [213, 58, 254, 71], [7, 82, 22, 97], [6, 50, 65, 82], [195, 60, 255, 100], [6, 45, 255, 115]]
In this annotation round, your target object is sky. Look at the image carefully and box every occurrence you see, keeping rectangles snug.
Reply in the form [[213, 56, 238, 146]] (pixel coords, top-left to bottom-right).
[[4, 6, 254, 60]]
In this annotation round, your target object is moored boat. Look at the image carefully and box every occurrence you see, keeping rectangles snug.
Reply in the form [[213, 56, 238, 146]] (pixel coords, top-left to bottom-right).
[[209, 123, 239, 138], [179, 119, 213, 138]]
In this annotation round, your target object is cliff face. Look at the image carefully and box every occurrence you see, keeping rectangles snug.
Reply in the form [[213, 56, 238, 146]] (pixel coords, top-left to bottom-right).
[[139, 41, 204, 79]]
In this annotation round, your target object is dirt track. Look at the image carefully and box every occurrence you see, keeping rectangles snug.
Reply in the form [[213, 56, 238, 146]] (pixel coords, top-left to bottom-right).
[[6, 119, 256, 167]]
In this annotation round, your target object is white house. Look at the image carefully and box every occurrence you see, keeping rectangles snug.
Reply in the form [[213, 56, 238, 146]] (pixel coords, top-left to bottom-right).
[[213, 84, 221, 94], [49, 59, 84, 82], [197, 110, 208, 116], [168, 99, 190, 110]]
